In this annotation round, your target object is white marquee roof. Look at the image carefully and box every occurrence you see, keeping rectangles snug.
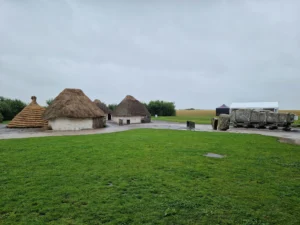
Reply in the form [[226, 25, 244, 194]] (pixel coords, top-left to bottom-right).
[[230, 102, 279, 109]]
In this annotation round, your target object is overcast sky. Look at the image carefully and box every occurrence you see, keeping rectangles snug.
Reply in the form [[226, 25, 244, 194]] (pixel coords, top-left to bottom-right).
[[0, 0, 299, 109]]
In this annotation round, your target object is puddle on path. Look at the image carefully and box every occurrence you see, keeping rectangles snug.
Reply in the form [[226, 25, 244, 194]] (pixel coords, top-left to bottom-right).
[[204, 153, 225, 158]]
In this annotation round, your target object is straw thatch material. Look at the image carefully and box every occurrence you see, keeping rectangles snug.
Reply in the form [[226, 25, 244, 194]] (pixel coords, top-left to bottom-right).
[[94, 99, 112, 114], [113, 95, 150, 117], [43, 88, 105, 120], [7, 96, 48, 128]]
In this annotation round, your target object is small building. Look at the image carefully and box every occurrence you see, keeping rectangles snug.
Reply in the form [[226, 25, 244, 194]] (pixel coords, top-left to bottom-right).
[[94, 99, 112, 121], [113, 95, 151, 124], [216, 104, 230, 116], [7, 96, 48, 128], [230, 102, 279, 113], [43, 88, 105, 131]]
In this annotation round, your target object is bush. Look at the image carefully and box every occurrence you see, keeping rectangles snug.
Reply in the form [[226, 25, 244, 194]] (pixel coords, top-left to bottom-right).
[[0, 101, 12, 121], [8, 99, 27, 118], [146, 100, 176, 116], [0, 97, 27, 121], [108, 104, 117, 111], [46, 98, 54, 106], [0, 112, 3, 123]]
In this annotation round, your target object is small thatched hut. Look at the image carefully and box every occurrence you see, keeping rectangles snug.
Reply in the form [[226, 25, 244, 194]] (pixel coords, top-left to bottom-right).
[[94, 99, 112, 121], [113, 95, 151, 124], [7, 96, 48, 128], [43, 88, 105, 131]]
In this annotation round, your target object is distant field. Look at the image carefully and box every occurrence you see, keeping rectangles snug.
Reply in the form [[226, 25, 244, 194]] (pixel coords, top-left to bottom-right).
[[153, 110, 300, 125], [153, 116, 212, 124], [279, 110, 300, 115], [153, 110, 215, 124], [176, 110, 215, 117]]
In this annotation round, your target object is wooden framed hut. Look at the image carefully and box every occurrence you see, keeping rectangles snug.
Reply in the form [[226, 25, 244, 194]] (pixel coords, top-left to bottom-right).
[[43, 88, 105, 131], [113, 95, 151, 124], [7, 96, 48, 128], [94, 99, 112, 121]]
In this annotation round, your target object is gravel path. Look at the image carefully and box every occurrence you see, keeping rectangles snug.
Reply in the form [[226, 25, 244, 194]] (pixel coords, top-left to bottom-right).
[[0, 121, 299, 144]]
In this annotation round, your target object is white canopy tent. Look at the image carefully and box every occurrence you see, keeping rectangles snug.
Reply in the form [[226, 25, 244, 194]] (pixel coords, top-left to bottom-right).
[[230, 102, 279, 113]]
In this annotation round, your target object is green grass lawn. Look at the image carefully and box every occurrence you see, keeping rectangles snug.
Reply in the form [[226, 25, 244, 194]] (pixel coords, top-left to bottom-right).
[[152, 116, 213, 124], [1, 129, 300, 224]]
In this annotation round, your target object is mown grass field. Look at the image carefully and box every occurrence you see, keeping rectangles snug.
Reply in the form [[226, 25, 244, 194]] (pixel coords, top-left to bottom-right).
[[153, 110, 300, 126], [1, 129, 300, 224]]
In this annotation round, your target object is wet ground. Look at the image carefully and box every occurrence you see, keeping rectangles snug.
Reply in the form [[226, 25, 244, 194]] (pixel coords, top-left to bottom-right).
[[0, 121, 299, 145]]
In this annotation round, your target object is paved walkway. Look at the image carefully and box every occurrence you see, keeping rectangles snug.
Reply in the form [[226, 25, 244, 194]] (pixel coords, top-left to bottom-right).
[[0, 121, 299, 144]]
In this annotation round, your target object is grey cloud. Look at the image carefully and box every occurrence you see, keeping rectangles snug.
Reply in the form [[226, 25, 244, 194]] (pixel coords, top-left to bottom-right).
[[0, 0, 299, 109]]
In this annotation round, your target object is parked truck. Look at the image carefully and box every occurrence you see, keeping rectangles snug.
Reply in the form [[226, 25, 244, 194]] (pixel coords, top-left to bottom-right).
[[230, 109, 297, 131]]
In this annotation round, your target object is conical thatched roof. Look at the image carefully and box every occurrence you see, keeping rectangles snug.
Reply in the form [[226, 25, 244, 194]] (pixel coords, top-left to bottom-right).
[[113, 95, 150, 117], [7, 96, 48, 128], [94, 99, 112, 114], [43, 88, 105, 120]]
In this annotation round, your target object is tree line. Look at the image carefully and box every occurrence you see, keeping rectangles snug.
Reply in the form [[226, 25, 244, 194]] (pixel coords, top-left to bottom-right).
[[0, 97, 176, 123], [46, 98, 176, 117], [47, 98, 176, 116], [0, 97, 27, 122], [146, 100, 176, 116]]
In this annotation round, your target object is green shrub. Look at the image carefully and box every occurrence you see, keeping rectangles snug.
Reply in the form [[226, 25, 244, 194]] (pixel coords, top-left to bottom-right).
[[0, 112, 3, 123], [108, 104, 117, 111], [146, 100, 176, 116], [46, 98, 54, 106], [0, 97, 26, 120]]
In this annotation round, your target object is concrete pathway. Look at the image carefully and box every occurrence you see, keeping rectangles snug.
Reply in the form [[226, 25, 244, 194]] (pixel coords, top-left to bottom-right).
[[0, 121, 299, 145]]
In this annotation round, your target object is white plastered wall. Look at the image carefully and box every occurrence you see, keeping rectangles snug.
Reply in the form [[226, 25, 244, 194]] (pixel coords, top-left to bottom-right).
[[112, 116, 143, 124], [49, 118, 93, 131]]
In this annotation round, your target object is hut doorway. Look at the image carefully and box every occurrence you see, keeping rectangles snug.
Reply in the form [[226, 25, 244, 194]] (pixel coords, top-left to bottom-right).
[[127, 120, 130, 125], [108, 114, 111, 120]]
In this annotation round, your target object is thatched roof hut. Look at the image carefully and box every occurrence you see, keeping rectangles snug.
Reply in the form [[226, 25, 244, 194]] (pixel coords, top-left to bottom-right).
[[113, 95, 150, 118], [43, 89, 105, 120], [7, 96, 48, 128], [94, 99, 112, 114], [43, 88, 106, 130]]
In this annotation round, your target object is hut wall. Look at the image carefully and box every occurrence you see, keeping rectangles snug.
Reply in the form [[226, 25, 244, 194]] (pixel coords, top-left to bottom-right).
[[105, 114, 112, 121], [49, 118, 93, 131], [112, 116, 144, 124], [92, 117, 105, 129]]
